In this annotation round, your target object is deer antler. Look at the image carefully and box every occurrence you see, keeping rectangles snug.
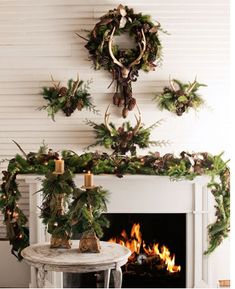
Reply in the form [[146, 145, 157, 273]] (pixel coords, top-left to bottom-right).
[[108, 27, 124, 69], [129, 29, 146, 68], [104, 105, 114, 136], [109, 27, 147, 79], [169, 75, 177, 92], [50, 74, 60, 89], [133, 105, 142, 135], [71, 74, 80, 96], [186, 77, 197, 95]]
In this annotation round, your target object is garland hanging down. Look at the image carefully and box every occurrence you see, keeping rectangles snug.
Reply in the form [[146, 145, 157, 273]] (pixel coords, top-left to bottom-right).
[[39, 75, 97, 120], [86, 106, 168, 155], [154, 77, 206, 116], [0, 142, 229, 259], [83, 4, 165, 118]]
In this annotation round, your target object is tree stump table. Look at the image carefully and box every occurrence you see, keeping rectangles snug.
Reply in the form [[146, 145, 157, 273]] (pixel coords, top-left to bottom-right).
[[21, 241, 131, 288]]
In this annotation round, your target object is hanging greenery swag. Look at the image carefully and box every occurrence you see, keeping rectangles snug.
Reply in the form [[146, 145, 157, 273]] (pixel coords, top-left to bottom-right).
[[39, 76, 98, 120], [154, 78, 206, 116], [86, 106, 169, 155], [0, 142, 230, 260]]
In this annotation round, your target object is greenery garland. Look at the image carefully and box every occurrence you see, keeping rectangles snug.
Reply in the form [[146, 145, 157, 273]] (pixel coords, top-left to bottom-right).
[[83, 4, 165, 117], [0, 143, 230, 259], [154, 78, 206, 116], [39, 76, 97, 120]]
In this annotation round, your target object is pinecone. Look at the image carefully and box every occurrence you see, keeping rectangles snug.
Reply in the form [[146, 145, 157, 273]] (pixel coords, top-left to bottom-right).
[[113, 93, 119, 106], [128, 97, 136, 111], [62, 100, 73, 116], [122, 107, 129, 118], [175, 90, 185, 97], [118, 97, 125, 107], [176, 107, 185, 116], [77, 99, 84, 111], [59, 87, 68, 97]]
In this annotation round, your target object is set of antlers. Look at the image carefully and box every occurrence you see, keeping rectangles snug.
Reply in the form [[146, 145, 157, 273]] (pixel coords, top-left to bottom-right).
[[108, 27, 147, 79], [169, 76, 198, 95], [50, 74, 80, 97], [104, 105, 142, 136]]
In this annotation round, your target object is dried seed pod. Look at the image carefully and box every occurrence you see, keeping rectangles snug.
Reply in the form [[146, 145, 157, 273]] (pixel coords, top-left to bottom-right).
[[118, 97, 125, 107], [128, 97, 136, 111], [122, 107, 129, 118], [176, 107, 185, 116], [59, 86, 68, 97], [77, 99, 84, 111], [113, 93, 119, 106]]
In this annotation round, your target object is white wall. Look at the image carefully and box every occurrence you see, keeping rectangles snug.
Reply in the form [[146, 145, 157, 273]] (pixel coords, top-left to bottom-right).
[[0, 0, 230, 287], [0, 241, 30, 287]]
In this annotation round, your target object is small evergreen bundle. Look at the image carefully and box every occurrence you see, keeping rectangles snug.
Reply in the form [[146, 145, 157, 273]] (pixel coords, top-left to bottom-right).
[[86, 116, 168, 156], [154, 78, 206, 116], [40, 76, 97, 120]]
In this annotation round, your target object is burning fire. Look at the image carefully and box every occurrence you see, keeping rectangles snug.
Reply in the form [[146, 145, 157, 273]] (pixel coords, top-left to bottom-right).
[[109, 223, 181, 273]]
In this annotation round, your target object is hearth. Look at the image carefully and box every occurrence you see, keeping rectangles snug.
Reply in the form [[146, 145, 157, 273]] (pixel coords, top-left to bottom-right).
[[102, 213, 186, 288]]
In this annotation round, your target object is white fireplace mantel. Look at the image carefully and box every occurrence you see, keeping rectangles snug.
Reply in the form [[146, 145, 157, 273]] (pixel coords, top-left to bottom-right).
[[17, 174, 223, 288]]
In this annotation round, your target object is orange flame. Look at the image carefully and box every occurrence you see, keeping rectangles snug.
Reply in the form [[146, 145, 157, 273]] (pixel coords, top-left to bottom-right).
[[109, 223, 181, 273]]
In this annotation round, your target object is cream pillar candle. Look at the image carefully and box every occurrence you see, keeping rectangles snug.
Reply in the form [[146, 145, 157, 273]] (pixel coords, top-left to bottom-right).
[[54, 159, 64, 174]]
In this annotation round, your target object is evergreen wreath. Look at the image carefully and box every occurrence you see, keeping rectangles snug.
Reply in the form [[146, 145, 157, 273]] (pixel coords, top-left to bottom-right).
[[39, 75, 97, 120], [86, 106, 168, 156], [0, 142, 230, 259], [154, 77, 206, 116], [83, 4, 165, 118]]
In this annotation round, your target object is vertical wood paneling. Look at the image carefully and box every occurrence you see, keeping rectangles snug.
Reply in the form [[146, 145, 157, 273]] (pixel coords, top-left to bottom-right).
[[0, 1, 230, 234]]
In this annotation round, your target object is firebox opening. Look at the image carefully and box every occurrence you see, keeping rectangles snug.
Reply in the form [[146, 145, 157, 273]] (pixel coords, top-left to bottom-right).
[[63, 213, 186, 288], [103, 213, 186, 288]]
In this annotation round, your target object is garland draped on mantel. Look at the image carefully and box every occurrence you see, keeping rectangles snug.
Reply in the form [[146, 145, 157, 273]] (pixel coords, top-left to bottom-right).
[[0, 143, 230, 260]]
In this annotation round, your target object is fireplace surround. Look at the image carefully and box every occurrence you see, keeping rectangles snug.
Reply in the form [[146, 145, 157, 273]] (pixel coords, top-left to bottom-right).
[[18, 174, 218, 288]]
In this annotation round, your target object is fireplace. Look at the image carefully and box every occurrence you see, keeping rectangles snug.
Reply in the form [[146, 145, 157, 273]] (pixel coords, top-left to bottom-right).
[[20, 174, 220, 288], [103, 213, 186, 288]]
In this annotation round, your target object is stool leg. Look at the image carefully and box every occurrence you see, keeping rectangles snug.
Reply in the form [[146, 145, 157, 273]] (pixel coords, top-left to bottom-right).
[[36, 266, 46, 288], [112, 267, 122, 288], [104, 269, 111, 288]]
